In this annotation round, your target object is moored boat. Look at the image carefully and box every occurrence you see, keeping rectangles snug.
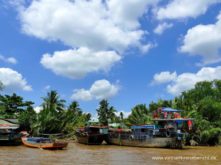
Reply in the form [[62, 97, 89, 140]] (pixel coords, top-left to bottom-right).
[[76, 126, 108, 145], [107, 107, 193, 149], [0, 119, 21, 145], [21, 137, 68, 149], [108, 125, 183, 149]]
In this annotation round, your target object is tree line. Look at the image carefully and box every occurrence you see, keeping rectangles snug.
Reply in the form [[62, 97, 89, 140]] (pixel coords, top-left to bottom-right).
[[0, 80, 220, 145]]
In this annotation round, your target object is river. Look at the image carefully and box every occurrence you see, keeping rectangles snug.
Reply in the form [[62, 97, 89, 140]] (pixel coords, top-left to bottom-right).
[[0, 143, 220, 165]]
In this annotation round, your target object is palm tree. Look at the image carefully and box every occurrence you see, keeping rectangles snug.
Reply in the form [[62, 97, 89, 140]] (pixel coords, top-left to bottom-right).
[[127, 104, 152, 125], [33, 91, 66, 135], [120, 112, 124, 121], [97, 99, 117, 125], [68, 101, 82, 116], [0, 81, 3, 91], [42, 90, 65, 112], [0, 93, 34, 118]]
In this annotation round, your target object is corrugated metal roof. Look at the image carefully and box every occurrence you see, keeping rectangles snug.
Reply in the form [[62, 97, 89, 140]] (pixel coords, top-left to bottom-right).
[[0, 119, 19, 129], [162, 107, 182, 112]]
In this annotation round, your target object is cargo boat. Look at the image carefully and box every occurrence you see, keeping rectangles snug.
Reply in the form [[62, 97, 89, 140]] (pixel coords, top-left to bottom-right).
[[76, 126, 108, 145], [107, 107, 193, 149]]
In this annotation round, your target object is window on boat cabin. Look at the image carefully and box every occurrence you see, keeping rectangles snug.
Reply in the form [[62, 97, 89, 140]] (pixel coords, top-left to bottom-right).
[[99, 128, 108, 134], [0, 129, 10, 133], [141, 128, 148, 133], [86, 127, 100, 133], [133, 128, 150, 135]]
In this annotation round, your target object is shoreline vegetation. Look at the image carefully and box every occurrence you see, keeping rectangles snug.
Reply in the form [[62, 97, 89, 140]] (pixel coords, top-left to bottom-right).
[[0, 80, 221, 146]]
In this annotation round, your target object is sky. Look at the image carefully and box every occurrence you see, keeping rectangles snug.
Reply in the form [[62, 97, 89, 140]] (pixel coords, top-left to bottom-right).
[[0, 0, 221, 116]]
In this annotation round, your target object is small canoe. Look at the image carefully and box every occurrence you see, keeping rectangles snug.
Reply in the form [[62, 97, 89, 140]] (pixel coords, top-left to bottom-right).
[[21, 137, 68, 149]]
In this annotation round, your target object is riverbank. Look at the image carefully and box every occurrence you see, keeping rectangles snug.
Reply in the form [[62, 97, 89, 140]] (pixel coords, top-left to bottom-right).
[[0, 142, 220, 165]]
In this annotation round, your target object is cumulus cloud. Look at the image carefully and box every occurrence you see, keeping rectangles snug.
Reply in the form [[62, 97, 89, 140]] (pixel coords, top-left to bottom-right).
[[154, 22, 173, 35], [115, 111, 131, 118], [71, 79, 119, 101], [139, 43, 157, 54], [34, 106, 43, 113], [40, 47, 121, 79], [18, 0, 156, 52], [180, 12, 221, 65], [14, 0, 159, 78], [153, 71, 177, 84], [0, 55, 17, 64], [153, 66, 221, 95], [0, 68, 32, 91], [156, 0, 221, 20], [71, 89, 93, 101]]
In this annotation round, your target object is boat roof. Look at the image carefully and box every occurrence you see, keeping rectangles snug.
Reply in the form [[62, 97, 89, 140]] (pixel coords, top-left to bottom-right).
[[88, 126, 108, 128], [78, 126, 108, 129], [161, 107, 182, 112], [0, 119, 19, 129], [153, 118, 193, 121], [131, 125, 155, 129]]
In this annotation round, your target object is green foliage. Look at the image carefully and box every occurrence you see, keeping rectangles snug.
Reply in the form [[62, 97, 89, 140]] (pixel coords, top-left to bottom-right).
[[0, 93, 34, 118], [96, 99, 117, 125], [197, 97, 221, 122], [62, 101, 91, 134], [42, 90, 65, 112], [149, 100, 172, 112], [33, 91, 66, 134], [0, 81, 3, 91], [127, 104, 152, 125], [18, 106, 37, 132], [150, 80, 221, 145], [32, 91, 91, 137], [201, 128, 221, 145], [0, 80, 221, 145]]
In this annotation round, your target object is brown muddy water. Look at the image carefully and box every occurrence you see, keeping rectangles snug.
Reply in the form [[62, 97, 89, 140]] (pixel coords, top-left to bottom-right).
[[0, 143, 220, 165]]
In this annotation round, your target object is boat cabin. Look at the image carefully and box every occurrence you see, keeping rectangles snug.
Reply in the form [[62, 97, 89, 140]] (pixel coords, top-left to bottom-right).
[[130, 125, 155, 140], [79, 126, 109, 135], [0, 119, 21, 142], [152, 107, 193, 137]]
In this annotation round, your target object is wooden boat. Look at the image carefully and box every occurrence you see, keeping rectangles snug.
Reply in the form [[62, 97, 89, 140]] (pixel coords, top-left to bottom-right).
[[0, 119, 21, 145], [76, 126, 109, 145], [21, 137, 68, 149], [107, 108, 193, 149], [108, 126, 183, 149]]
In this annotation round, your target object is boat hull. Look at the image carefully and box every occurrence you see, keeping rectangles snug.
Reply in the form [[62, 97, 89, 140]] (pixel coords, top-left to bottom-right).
[[76, 134, 104, 145], [21, 137, 68, 149], [108, 137, 180, 148]]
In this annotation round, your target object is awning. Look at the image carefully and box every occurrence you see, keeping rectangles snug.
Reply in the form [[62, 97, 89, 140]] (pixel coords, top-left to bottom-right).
[[162, 107, 182, 112]]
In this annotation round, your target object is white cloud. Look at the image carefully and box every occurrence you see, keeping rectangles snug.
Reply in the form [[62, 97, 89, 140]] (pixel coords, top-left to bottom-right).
[[18, 0, 156, 52], [0, 55, 17, 64], [115, 111, 131, 118], [71, 89, 93, 101], [154, 22, 173, 35], [139, 43, 157, 54], [180, 12, 221, 65], [34, 106, 42, 113], [44, 85, 51, 90], [153, 66, 221, 95], [107, 0, 158, 30], [157, 0, 221, 20], [40, 47, 121, 79], [71, 79, 119, 101], [0, 68, 32, 91], [153, 71, 177, 84], [10, 0, 159, 79]]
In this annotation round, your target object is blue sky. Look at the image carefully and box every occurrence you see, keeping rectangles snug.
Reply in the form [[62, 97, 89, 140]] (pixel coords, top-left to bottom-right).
[[0, 0, 221, 116]]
